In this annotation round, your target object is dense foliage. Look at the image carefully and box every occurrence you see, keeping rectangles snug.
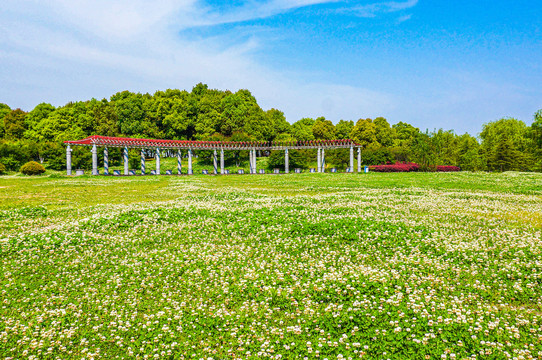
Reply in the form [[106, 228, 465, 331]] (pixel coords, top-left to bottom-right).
[[1, 83, 541, 172], [19, 161, 46, 175], [1, 173, 541, 358]]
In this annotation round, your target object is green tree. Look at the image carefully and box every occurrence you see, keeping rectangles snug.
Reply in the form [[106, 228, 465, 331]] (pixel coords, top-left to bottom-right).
[[391, 122, 420, 162], [3, 109, 27, 140], [431, 129, 459, 166], [291, 118, 316, 141], [265, 108, 290, 140], [32, 104, 88, 143], [86, 98, 120, 137], [457, 133, 485, 171], [529, 109, 542, 171], [374, 117, 394, 147], [195, 89, 225, 139], [312, 117, 336, 140], [111, 91, 158, 137], [335, 120, 354, 140], [25, 103, 56, 141], [411, 131, 438, 171], [480, 118, 531, 171], [220, 89, 263, 137], [350, 118, 378, 148], [0, 103, 12, 138]]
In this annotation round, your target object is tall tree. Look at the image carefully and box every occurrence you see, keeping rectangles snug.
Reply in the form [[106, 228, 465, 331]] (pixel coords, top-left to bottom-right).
[[335, 120, 354, 139], [32, 105, 88, 142], [111, 91, 159, 137], [529, 109, 542, 170], [291, 118, 316, 141], [86, 98, 120, 137], [431, 129, 459, 166], [265, 108, 290, 139], [312, 117, 336, 140], [373, 117, 394, 147], [391, 122, 420, 162], [350, 118, 378, 148], [480, 118, 531, 171], [0, 103, 12, 138], [3, 109, 27, 140], [24, 103, 56, 141], [457, 133, 485, 171], [219, 90, 261, 136]]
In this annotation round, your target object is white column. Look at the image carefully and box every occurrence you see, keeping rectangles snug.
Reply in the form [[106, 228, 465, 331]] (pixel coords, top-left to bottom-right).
[[285, 148, 289, 174], [188, 149, 193, 175], [104, 147, 109, 175], [220, 149, 224, 175], [213, 149, 218, 175], [91, 144, 98, 175], [177, 149, 182, 175], [156, 147, 161, 175], [249, 150, 253, 174], [141, 150, 146, 175], [321, 148, 325, 172], [349, 146, 354, 173], [252, 149, 257, 174], [357, 147, 361, 173], [317, 148, 321, 173], [123, 146, 129, 175], [66, 145, 72, 175]]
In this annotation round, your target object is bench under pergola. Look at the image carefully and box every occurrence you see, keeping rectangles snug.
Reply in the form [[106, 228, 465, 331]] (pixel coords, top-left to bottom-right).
[[64, 135, 363, 175]]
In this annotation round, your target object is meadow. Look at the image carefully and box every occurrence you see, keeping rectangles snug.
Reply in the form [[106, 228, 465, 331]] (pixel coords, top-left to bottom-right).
[[0, 172, 541, 359]]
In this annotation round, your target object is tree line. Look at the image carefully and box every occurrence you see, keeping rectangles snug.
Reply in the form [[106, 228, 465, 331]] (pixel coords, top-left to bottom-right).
[[1, 83, 541, 172]]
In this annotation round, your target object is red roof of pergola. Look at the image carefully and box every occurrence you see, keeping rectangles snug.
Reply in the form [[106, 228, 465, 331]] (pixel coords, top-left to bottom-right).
[[64, 135, 359, 150]]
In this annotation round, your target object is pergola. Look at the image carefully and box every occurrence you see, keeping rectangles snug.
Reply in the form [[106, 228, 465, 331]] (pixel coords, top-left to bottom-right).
[[64, 135, 363, 175]]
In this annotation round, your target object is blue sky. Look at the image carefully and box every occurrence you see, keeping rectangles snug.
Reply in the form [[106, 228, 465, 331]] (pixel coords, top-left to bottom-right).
[[1, 0, 541, 135]]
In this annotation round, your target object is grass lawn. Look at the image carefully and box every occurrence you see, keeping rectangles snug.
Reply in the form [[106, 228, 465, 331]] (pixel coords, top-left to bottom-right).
[[0, 172, 541, 359]]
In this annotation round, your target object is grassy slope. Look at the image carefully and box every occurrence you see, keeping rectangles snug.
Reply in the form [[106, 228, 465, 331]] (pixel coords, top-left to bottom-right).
[[0, 172, 541, 210], [0, 172, 541, 359]]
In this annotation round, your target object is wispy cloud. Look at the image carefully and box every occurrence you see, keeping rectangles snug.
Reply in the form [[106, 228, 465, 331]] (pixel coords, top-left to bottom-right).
[[5, 0, 527, 135], [189, 0, 343, 28], [0, 0, 393, 121], [397, 14, 413, 23], [337, 0, 418, 18]]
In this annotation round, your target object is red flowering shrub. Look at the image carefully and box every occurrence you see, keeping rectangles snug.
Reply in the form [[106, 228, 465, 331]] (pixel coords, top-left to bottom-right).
[[437, 166, 461, 172], [369, 162, 420, 172]]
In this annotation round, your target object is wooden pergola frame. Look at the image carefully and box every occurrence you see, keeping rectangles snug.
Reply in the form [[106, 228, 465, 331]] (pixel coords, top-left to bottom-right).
[[63, 135, 364, 176]]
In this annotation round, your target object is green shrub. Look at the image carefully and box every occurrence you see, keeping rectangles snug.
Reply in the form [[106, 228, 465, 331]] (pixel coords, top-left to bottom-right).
[[0, 162, 6, 174], [20, 161, 46, 175]]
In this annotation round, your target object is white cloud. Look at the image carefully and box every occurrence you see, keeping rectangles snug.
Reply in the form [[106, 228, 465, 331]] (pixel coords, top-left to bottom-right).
[[0, 0, 396, 123]]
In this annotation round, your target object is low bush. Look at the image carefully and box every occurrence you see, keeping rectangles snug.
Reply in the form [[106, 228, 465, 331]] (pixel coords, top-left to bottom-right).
[[20, 161, 46, 175], [437, 165, 461, 172], [0, 163, 6, 174], [370, 162, 420, 172]]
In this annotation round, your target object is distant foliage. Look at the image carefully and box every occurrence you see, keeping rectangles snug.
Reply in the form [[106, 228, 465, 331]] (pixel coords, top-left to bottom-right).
[[370, 162, 420, 172], [0, 162, 6, 174], [0, 85, 541, 172], [20, 161, 46, 175]]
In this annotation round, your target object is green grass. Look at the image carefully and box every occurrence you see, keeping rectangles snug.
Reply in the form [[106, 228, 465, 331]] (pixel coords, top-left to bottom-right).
[[0, 172, 541, 359]]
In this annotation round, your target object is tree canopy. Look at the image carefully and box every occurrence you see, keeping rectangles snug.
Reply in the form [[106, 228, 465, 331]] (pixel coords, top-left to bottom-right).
[[0, 83, 540, 172]]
